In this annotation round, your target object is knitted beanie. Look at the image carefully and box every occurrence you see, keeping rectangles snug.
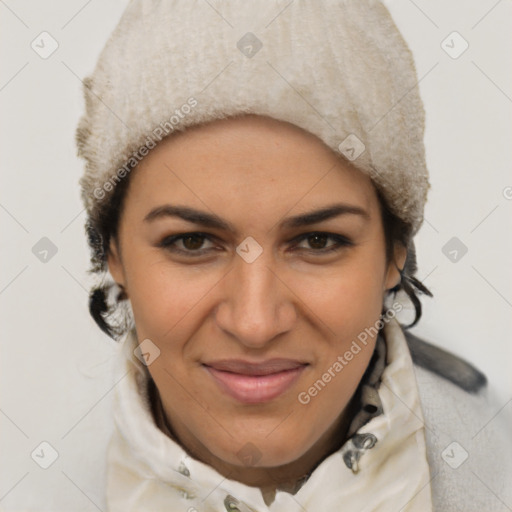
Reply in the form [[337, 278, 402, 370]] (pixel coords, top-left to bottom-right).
[[76, 0, 430, 244]]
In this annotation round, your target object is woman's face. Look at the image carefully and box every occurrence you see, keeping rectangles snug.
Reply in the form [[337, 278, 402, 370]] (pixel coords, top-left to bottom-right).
[[108, 115, 404, 485]]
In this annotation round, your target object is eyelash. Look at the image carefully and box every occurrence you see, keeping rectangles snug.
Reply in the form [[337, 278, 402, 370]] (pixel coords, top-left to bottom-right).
[[158, 231, 353, 257]]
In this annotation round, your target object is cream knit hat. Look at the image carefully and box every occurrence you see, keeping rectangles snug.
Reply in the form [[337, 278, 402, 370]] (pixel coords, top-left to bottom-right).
[[76, 0, 429, 239]]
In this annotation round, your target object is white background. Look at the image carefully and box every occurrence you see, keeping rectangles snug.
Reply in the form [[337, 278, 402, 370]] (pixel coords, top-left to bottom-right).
[[1, 1, 511, 510]]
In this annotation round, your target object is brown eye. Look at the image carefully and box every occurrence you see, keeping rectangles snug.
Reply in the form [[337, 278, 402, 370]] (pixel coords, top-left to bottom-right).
[[306, 234, 329, 249], [293, 232, 353, 254], [159, 232, 216, 255], [181, 234, 206, 250]]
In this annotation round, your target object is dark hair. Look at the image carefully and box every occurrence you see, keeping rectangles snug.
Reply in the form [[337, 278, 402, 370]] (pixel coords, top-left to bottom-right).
[[85, 165, 134, 340], [85, 163, 432, 341], [376, 187, 433, 327]]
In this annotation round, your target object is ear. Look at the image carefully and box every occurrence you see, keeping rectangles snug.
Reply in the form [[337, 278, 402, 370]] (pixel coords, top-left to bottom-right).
[[107, 237, 126, 288], [384, 243, 407, 291]]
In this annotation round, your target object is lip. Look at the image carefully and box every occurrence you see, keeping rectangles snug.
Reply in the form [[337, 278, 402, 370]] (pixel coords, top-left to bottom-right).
[[203, 359, 308, 404]]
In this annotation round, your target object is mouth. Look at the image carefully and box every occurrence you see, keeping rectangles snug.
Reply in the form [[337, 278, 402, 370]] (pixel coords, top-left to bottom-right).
[[202, 359, 308, 404]]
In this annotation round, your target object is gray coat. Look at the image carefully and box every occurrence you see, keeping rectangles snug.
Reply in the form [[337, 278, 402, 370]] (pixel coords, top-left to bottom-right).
[[405, 331, 512, 511]]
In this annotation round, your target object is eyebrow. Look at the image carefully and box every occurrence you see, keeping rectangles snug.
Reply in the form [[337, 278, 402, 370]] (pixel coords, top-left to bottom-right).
[[143, 203, 370, 232]]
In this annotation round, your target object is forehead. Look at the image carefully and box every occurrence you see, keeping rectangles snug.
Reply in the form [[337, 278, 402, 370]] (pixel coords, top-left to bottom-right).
[[124, 115, 379, 219]]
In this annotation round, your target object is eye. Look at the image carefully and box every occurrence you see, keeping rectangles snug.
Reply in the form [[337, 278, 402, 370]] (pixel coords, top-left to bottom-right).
[[158, 232, 217, 255], [291, 232, 353, 253]]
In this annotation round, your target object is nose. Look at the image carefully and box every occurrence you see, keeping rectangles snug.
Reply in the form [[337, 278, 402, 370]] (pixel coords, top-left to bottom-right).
[[214, 247, 297, 350]]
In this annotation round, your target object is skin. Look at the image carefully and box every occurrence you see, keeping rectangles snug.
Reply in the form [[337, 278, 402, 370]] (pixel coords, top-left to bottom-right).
[[108, 114, 406, 494]]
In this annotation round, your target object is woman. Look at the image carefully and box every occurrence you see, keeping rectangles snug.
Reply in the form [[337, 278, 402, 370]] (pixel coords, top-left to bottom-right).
[[76, 1, 511, 510]]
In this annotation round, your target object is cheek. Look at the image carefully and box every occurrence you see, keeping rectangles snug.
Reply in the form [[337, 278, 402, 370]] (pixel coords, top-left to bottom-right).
[[295, 255, 387, 340], [124, 251, 224, 346]]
